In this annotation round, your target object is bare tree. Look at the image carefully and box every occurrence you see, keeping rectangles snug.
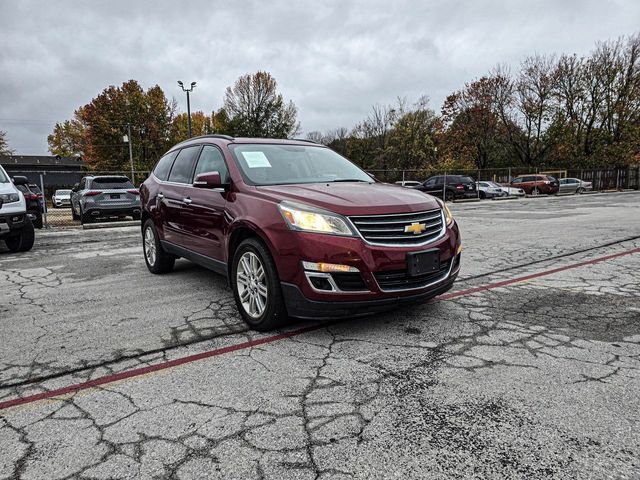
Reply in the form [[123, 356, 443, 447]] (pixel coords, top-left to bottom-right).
[[223, 71, 300, 138]]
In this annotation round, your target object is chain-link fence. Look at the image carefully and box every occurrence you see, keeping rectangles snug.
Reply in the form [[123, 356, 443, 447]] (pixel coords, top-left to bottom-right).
[[366, 165, 640, 191], [16, 170, 150, 229], [10, 165, 640, 229]]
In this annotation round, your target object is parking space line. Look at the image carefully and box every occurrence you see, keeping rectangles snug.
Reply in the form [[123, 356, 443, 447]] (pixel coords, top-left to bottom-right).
[[1, 246, 638, 412]]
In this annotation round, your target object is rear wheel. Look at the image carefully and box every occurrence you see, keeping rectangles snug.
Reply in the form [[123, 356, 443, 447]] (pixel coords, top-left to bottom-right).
[[444, 190, 454, 202], [479, 191, 486, 199], [231, 238, 288, 331], [71, 204, 80, 220], [531, 187, 540, 196], [133, 212, 141, 221], [80, 208, 93, 224], [143, 219, 175, 274], [4, 218, 35, 253], [577, 187, 585, 194]]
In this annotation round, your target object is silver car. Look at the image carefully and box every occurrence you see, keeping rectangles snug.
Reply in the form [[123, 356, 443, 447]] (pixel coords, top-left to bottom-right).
[[394, 180, 422, 188], [481, 181, 525, 197], [51, 189, 72, 208], [70, 175, 141, 224], [477, 181, 505, 199], [558, 178, 593, 194]]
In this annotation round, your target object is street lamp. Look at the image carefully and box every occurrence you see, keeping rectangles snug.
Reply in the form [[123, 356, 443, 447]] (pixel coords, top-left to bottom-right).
[[178, 80, 197, 138]]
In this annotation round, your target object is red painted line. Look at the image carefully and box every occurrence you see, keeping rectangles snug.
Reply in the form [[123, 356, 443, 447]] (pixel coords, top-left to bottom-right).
[[1, 246, 638, 411]]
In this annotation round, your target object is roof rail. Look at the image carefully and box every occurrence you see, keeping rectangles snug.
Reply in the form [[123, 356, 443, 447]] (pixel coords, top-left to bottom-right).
[[176, 134, 235, 145], [292, 138, 318, 144]]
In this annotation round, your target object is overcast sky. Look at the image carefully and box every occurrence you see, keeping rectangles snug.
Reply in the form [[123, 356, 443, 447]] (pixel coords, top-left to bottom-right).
[[1, 0, 638, 155]]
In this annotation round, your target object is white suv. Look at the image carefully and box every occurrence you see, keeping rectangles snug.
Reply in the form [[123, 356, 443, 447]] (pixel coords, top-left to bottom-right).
[[0, 165, 35, 252]]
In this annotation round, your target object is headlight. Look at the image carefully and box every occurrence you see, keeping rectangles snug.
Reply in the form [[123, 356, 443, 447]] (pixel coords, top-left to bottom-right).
[[435, 198, 454, 226], [278, 202, 354, 236], [0, 193, 20, 204]]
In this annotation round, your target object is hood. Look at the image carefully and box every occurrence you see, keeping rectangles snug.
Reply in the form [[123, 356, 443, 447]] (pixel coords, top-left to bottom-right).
[[0, 181, 18, 195], [255, 182, 440, 216]]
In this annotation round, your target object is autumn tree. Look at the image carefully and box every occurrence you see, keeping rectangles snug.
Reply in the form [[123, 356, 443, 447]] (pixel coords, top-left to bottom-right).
[[0, 130, 14, 155], [170, 111, 214, 144], [223, 71, 299, 138], [49, 80, 176, 171]]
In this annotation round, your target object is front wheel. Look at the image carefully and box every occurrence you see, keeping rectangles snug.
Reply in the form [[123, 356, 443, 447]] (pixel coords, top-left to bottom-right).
[[231, 238, 288, 331], [4, 218, 35, 252]]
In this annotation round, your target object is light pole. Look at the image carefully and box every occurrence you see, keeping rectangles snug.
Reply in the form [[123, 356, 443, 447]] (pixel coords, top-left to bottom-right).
[[123, 124, 135, 185], [178, 80, 196, 138]]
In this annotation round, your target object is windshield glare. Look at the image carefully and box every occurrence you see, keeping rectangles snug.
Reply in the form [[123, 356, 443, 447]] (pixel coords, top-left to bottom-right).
[[230, 144, 372, 186], [0, 168, 8, 183]]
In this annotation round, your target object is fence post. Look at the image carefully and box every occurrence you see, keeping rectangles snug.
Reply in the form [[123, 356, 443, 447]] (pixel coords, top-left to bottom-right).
[[616, 169, 620, 190], [39, 173, 48, 229], [443, 172, 447, 202]]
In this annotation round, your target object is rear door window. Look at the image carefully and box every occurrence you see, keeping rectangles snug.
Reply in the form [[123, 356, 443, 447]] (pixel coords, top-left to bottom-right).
[[194, 145, 229, 183], [154, 150, 179, 181], [168, 146, 201, 184]]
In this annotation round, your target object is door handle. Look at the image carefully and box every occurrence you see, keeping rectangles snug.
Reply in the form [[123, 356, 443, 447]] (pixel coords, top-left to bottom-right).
[[182, 197, 192, 205], [157, 193, 164, 199]]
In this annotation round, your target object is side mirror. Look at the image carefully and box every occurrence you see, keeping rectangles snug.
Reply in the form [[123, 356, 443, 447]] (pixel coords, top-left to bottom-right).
[[71, 183, 80, 192], [12, 176, 28, 186], [193, 171, 227, 190]]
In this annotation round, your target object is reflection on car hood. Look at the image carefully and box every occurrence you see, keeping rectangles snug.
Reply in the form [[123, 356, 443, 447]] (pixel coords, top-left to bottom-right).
[[255, 182, 441, 216]]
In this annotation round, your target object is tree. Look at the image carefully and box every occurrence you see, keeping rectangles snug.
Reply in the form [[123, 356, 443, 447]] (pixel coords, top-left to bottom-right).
[[49, 80, 176, 171], [170, 111, 214, 144], [223, 71, 300, 138], [441, 76, 510, 169], [0, 130, 14, 155], [47, 117, 85, 157]]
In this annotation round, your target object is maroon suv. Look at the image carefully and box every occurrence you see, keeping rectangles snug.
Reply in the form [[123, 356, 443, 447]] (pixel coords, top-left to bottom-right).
[[140, 135, 461, 330]]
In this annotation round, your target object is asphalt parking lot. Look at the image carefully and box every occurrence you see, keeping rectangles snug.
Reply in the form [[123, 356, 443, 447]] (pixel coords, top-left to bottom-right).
[[1, 192, 639, 479]]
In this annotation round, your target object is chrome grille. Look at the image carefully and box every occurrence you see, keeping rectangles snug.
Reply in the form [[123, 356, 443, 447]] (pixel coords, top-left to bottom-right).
[[349, 209, 445, 246]]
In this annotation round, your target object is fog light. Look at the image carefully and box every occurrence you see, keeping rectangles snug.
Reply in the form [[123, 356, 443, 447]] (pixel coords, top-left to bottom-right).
[[302, 261, 359, 273]]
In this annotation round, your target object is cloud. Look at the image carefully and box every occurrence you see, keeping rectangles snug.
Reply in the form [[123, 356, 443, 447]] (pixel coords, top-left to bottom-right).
[[1, 0, 638, 154]]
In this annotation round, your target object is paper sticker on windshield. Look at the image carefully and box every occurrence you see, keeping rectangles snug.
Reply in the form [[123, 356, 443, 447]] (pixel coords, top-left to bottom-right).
[[241, 151, 272, 168]]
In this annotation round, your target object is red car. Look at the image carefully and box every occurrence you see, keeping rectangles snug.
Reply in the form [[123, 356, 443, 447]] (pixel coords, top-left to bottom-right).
[[140, 136, 461, 330]]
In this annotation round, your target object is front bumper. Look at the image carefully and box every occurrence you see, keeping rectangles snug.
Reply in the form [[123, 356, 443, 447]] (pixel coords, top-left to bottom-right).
[[269, 221, 461, 318], [282, 273, 457, 319], [0, 213, 27, 238]]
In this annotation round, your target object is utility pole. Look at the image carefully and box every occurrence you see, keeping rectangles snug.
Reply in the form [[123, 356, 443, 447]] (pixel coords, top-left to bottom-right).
[[178, 81, 197, 138]]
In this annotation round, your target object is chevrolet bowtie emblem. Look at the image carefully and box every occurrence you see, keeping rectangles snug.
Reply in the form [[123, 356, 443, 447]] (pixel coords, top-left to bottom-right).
[[404, 222, 427, 234]]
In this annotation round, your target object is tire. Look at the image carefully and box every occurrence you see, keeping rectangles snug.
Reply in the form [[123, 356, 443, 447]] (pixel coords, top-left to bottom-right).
[[479, 191, 486, 199], [133, 212, 141, 221], [80, 208, 93, 225], [577, 187, 585, 194], [231, 238, 288, 331], [444, 190, 454, 202], [71, 204, 80, 221], [142, 219, 175, 274], [4, 218, 35, 253], [32, 212, 43, 229], [531, 187, 540, 196]]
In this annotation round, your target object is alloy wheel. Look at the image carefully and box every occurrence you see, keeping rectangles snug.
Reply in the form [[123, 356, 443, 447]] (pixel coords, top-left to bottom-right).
[[236, 251, 268, 318], [144, 226, 156, 266]]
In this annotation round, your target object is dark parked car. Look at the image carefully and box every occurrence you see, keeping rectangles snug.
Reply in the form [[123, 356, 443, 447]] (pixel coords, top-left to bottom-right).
[[140, 136, 461, 331], [71, 175, 142, 224], [510, 175, 559, 195], [414, 175, 477, 201], [14, 183, 44, 229]]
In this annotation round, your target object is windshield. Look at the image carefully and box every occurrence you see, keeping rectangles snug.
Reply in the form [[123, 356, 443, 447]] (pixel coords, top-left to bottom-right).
[[229, 144, 372, 186], [0, 168, 9, 183]]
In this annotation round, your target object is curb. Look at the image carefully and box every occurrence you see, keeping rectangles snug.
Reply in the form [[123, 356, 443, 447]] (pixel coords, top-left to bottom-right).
[[83, 220, 141, 230], [452, 198, 481, 204], [492, 195, 520, 201]]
